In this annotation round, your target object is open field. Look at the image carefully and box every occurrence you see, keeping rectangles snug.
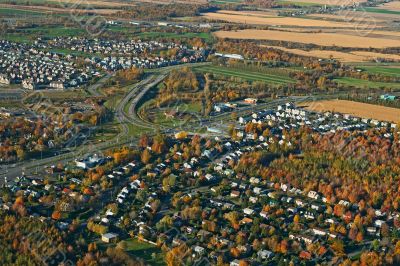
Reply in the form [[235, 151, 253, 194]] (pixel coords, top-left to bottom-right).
[[345, 9, 400, 21], [264, 46, 400, 63], [0, 3, 121, 15], [301, 99, 400, 123], [135, 0, 207, 3], [202, 11, 357, 28], [377, 1, 400, 11], [359, 65, 400, 78], [308, 13, 386, 23], [214, 29, 400, 48], [334, 77, 400, 89], [20, 0, 134, 7], [279, 0, 367, 5], [194, 65, 295, 84], [363, 7, 400, 15], [125, 238, 165, 266], [0, 7, 48, 16], [136, 31, 212, 40]]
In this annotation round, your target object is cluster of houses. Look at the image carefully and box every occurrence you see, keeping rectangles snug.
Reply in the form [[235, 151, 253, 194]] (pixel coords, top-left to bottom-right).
[[0, 37, 208, 90], [47, 37, 182, 55], [0, 40, 94, 90], [84, 48, 206, 72], [1, 102, 399, 264], [237, 102, 398, 139]]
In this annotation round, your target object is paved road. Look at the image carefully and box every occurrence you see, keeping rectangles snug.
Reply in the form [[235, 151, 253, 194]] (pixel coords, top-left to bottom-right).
[[0, 60, 315, 184], [87, 73, 113, 96], [0, 62, 209, 183]]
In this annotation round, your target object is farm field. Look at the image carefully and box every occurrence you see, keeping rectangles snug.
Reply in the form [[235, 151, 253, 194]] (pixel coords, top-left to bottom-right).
[[0, 7, 48, 16], [194, 65, 295, 84], [308, 13, 386, 23], [214, 29, 400, 48], [376, 1, 400, 11], [264, 46, 400, 63], [136, 31, 212, 40], [363, 7, 400, 15], [334, 77, 400, 89], [359, 65, 400, 78], [278, 0, 367, 5], [202, 11, 357, 28], [0, 3, 121, 15], [15, 0, 134, 7], [301, 99, 400, 123]]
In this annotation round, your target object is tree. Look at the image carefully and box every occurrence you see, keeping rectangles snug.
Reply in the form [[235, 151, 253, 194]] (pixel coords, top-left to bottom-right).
[[141, 149, 151, 164]]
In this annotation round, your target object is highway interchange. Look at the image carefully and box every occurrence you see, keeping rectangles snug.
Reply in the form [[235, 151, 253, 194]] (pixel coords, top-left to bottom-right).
[[0, 62, 313, 184]]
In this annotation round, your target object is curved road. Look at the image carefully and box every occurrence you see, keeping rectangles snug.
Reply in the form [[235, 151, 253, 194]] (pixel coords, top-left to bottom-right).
[[0, 62, 209, 182]]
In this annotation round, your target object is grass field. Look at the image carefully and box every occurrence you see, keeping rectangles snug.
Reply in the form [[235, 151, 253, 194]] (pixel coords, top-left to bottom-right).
[[363, 7, 400, 15], [210, 0, 244, 4], [334, 77, 400, 89], [136, 31, 212, 40], [302, 99, 400, 123], [195, 65, 295, 85], [359, 66, 400, 78], [0, 7, 46, 16], [276, 1, 324, 6], [125, 238, 165, 266]]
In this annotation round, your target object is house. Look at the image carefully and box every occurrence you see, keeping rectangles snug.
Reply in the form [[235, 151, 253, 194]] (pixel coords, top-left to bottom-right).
[[0, 74, 10, 85], [307, 190, 319, 200], [257, 249, 274, 260], [367, 227, 378, 235], [295, 199, 305, 207], [260, 210, 268, 219], [101, 232, 119, 243], [194, 245, 206, 256], [231, 190, 240, 198], [380, 94, 396, 101], [243, 208, 254, 216], [312, 228, 327, 236], [75, 154, 104, 169], [244, 98, 258, 104], [240, 217, 253, 225], [50, 81, 65, 89], [230, 259, 241, 266], [374, 220, 385, 228]]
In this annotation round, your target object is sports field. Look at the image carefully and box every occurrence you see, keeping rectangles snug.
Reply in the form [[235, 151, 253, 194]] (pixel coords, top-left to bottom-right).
[[195, 65, 295, 84]]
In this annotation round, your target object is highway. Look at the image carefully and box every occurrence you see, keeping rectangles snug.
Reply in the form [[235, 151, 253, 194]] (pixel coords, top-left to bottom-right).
[[0, 62, 209, 182], [0, 61, 314, 184]]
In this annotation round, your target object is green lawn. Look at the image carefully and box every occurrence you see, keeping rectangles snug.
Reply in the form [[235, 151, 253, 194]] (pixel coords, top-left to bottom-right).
[[210, 0, 244, 4], [125, 238, 165, 266], [276, 1, 324, 7], [0, 7, 46, 16], [136, 31, 212, 40], [358, 66, 400, 78], [363, 7, 400, 15], [334, 77, 400, 89], [195, 66, 295, 85]]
